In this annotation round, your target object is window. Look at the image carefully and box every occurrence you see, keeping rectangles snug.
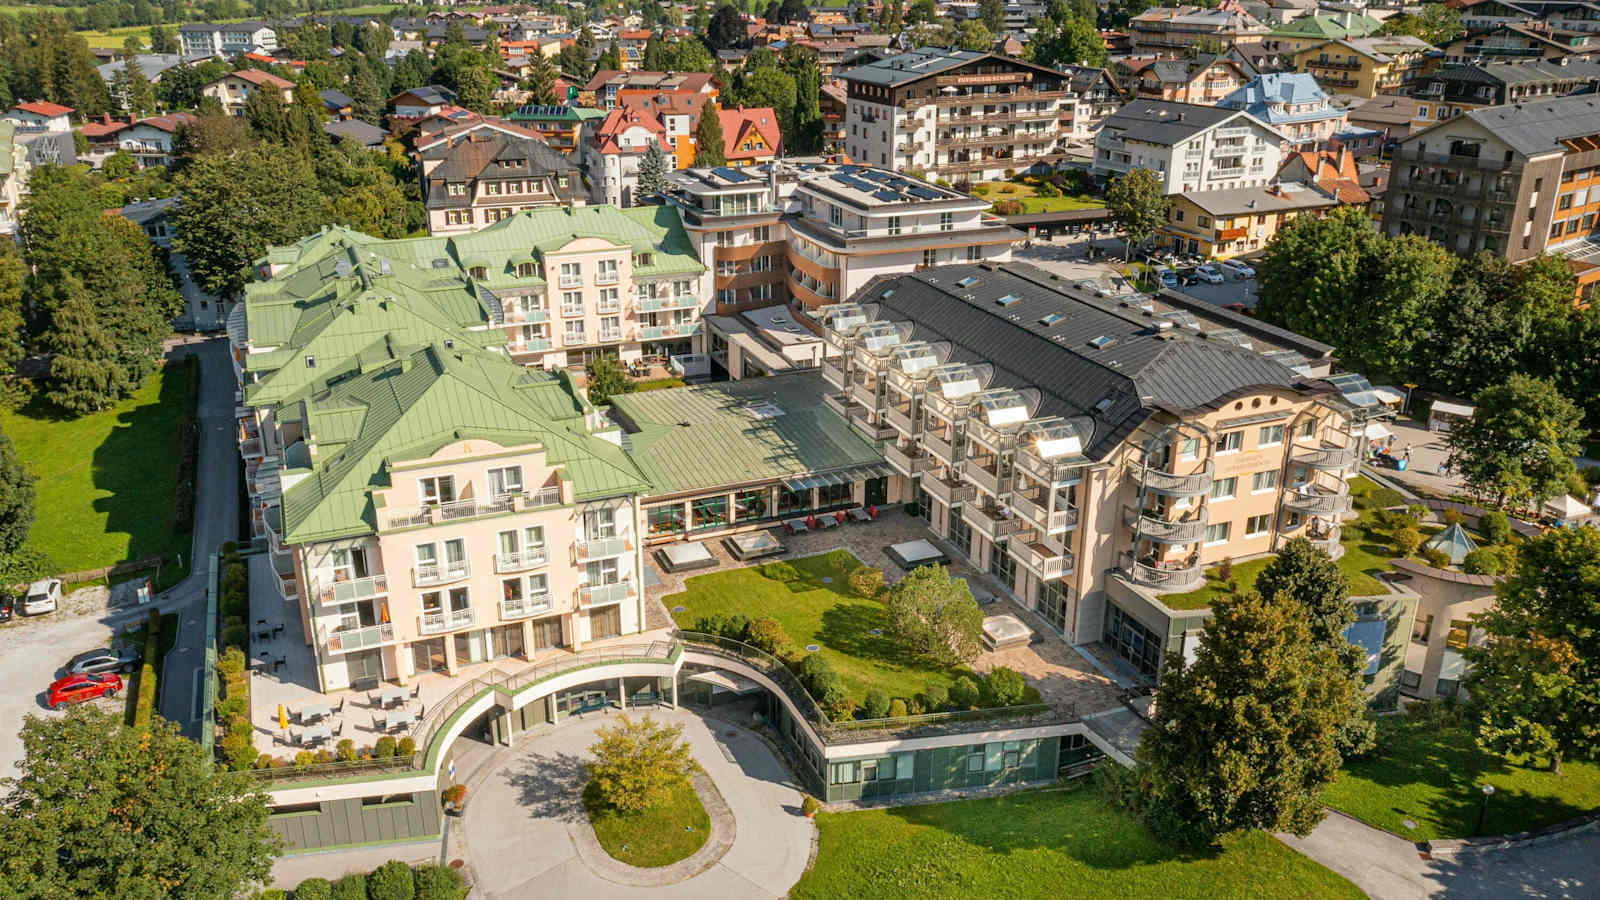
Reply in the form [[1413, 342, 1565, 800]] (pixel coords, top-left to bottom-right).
[[1217, 430, 1242, 453], [647, 503, 685, 535], [596, 259, 619, 284], [1245, 513, 1273, 537], [597, 287, 620, 312], [418, 476, 455, 506], [1204, 521, 1231, 544], [562, 320, 585, 342], [1298, 419, 1316, 438], [487, 466, 522, 497], [939, 212, 953, 231], [1179, 438, 1199, 460], [516, 261, 539, 278], [965, 746, 985, 773], [887, 215, 901, 235], [469, 266, 487, 280], [921, 249, 937, 267], [753, 225, 770, 242], [830, 762, 859, 784], [967, 245, 982, 260], [1209, 477, 1236, 500], [1002, 740, 1022, 768], [559, 262, 582, 286], [1252, 470, 1278, 493], [895, 752, 914, 779], [561, 291, 583, 316], [1258, 424, 1284, 446], [717, 231, 733, 247], [1412, 613, 1434, 644]]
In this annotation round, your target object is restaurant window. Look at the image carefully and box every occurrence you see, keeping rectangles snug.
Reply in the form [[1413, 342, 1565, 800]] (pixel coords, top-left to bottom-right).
[[734, 489, 768, 520], [818, 481, 853, 507], [1106, 602, 1163, 678], [778, 487, 809, 514], [647, 503, 685, 535], [691, 495, 729, 529]]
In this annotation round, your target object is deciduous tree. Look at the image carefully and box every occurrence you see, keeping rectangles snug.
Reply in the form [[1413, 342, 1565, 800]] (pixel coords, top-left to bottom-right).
[[1105, 167, 1170, 259], [1445, 375, 1585, 509], [585, 353, 635, 406], [587, 715, 697, 814], [0, 423, 35, 558], [174, 145, 322, 299], [884, 563, 984, 665], [706, 4, 747, 50]]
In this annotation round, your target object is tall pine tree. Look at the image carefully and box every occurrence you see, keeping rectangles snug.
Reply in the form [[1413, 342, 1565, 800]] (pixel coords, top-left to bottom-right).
[[694, 102, 726, 167]]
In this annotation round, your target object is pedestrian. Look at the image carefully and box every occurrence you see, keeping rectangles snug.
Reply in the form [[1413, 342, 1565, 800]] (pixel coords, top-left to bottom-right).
[[1403, 444, 1413, 461]]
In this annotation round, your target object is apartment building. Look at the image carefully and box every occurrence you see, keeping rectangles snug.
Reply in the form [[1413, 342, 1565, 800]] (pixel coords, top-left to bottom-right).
[[581, 70, 719, 110], [1261, 11, 1384, 56], [1294, 36, 1435, 99], [1460, 0, 1600, 33], [416, 122, 585, 235], [1407, 59, 1600, 124], [585, 108, 676, 208], [178, 21, 278, 59], [1383, 93, 1600, 300], [1061, 65, 1123, 140], [840, 48, 1086, 183], [1128, 55, 1253, 105], [1219, 73, 1349, 151], [506, 104, 607, 155], [616, 90, 714, 168], [1092, 99, 1288, 193], [812, 262, 1380, 683], [1159, 181, 1345, 257], [1438, 22, 1600, 66], [660, 162, 1018, 316], [203, 69, 295, 116], [1128, 5, 1269, 56]]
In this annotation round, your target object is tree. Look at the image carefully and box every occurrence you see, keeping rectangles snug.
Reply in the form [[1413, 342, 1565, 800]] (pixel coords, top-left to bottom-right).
[[0, 423, 35, 558], [286, 79, 329, 152], [706, 4, 748, 50], [1138, 590, 1358, 846], [155, 62, 206, 110], [736, 68, 795, 147], [595, 38, 622, 75], [1446, 375, 1585, 509], [110, 61, 156, 116], [452, 65, 495, 114], [0, 241, 26, 378], [694, 102, 727, 166], [981, 0, 1006, 32], [1417, 252, 1574, 399], [636, 142, 669, 198], [171, 113, 255, 169], [1254, 538, 1375, 756], [1466, 527, 1600, 773], [1378, 3, 1463, 44], [174, 145, 322, 299], [585, 353, 635, 406], [586, 715, 697, 814], [0, 707, 277, 897], [315, 138, 409, 239], [907, 0, 939, 23], [244, 83, 291, 144], [149, 24, 177, 54], [350, 63, 386, 124], [884, 563, 984, 665], [788, 55, 823, 154], [1029, 4, 1107, 68], [524, 50, 559, 106], [391, 49, 433, 94], [955, 20, 995, 51], [1105, 168, 1170, 260]]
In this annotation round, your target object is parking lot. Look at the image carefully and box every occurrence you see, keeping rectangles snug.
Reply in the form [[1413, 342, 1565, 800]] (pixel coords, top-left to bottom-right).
[[1011, 238, 1261, 309], [0, 603, 132, 776]]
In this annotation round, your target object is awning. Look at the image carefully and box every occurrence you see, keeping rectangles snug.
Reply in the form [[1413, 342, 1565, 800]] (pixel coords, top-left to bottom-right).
[[1430, 400, 1475, 418], [781, 464, 893, 493], [1544, 494, 1592, 519], [1364, 422, 1393, 440], [1373, 386, 1406, 406]]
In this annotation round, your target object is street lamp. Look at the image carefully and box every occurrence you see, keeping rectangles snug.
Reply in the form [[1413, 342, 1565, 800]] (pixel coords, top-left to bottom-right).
[[1474, 784, 1495, 836]]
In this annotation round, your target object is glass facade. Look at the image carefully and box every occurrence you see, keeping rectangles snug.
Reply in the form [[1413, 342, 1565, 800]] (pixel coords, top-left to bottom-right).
[[1035, 579, 1069, 634], [646, 503, 685, 536], [691, 496, 729, 529], [1106, 602, 1164, 679]]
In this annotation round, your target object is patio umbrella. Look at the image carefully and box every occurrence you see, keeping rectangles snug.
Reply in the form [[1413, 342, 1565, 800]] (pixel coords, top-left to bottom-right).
[[277, 704, 288, 731], [380, 601, 390, 624]]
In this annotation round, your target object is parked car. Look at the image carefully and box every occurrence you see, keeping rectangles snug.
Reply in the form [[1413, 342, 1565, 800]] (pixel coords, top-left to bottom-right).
[[1219, 259, 1256, 279], [65, 647, 141, 676], [1177, 266, 1202, 286], [23, 578, 61, 616], [1194, 264, 1225, 284], [0, 593, 12, 623], [1151, 265, 1177, 289], [47, 673, 123, 709]]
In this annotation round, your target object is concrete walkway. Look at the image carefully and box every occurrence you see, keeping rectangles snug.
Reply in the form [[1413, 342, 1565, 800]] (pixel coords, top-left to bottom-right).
[[1280, 809, 1600, 899], [461, 707, 811, 900]]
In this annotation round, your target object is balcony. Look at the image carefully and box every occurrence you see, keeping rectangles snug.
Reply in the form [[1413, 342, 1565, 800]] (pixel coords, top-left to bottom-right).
[[494, 548, 549, 573], [1282, 485, 1352, 516], [1124, 507, 1208, 544], [1303, 526, 1345, 560], [316, 574, 388, 607], [503, 307, 548, 325], [419, 607, 476, 634], [1293, 444, 1358, 470], [964, 459, 1006, 498], [1129, 461, 1214, 497], [849, 380, 880, 410], [500, 592, 553, 620], [386, 490, 559, 529], [558, 275, 583, 289], [560, 305, 584, 318], [576, 533, 634, 561], [413, 560, 471, 587], [823, 392, 848, 418], [848, 406, 897, 441], [580, 580, 635, 607], [821, 358, 847, 391], [1123, 558, 1205, 592], [507, 338, 552, 354], [1208, 166, 1246, 180], [596, 327, 626, 344], [322, 622, 395, 655], [1012, 541, 1074, 581], [922, 431, 957, 466], [637, 294, 699, 312], [639, 322, 701, 340], [595, 272, 620, 286], [963, 499, 1025, 539], [1012, 492, 1078, 534], [923, 471, 976, 506], [884, 442, 928, 477]]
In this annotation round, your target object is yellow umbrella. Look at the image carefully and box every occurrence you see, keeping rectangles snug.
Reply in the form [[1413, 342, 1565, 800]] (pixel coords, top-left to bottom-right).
[[278, 704, 288, 731]]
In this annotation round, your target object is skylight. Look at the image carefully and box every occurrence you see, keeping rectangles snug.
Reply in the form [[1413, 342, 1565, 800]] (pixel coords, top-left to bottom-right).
[[955, 276, 978, 288], [1039, 313, 1065, 327], [996, 294, 1020, 307], [1088, 335, 1115, 349]]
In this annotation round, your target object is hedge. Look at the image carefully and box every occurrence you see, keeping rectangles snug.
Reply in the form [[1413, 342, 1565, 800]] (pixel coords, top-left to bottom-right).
[[217, 646, 257, 771], [328, 873, 365, 900], [367, 861, 413, 900], [172, 355, 201, 534], [287, 863, 464, 900]]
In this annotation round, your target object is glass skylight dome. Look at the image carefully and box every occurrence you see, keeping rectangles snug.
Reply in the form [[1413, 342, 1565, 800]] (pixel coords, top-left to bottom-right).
[[892, 342, 940, 375], [975, 389, 1031, 428], [1022, 418, 1087, 459]]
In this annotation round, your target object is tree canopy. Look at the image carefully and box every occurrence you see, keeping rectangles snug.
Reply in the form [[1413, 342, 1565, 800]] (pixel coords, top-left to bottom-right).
[[1445, 375, 1585, 509], [884, 563, 984, 666], [694, 102, 727, 167], [1105, 168, 1171, 257], [587, 715, 697, 814], [173, 145, 323, 299]]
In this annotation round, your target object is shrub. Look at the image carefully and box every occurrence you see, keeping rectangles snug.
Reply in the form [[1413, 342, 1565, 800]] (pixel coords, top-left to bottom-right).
[[131, 660, 158, 727], [292, 878, 332, 900], [795, 652, 835, 691], [335, 738, 357, 762], [1393, 526, 1423, 558], [412, 863, 466, 900], [888, 698, 909, 718], [220, 732, 257, 771], [217, 646, 247, 679], [441, 784, 466, 808], [374, 735, 397, 759], [329, 873, 366, 900], [1479, 509, 1512, 544], [862, 689, 890, 719], [760, 560, 798, 581], [800, 794, 821, 817], [993, 198, 1023, 215], [847, 566, 884, 599], [982, 667, 1027, 707], [949, 675, 981, 709], [1441, 509, 1463, 526], [1406, 504, 1427, 522], [692, 614, 728, 637], [253, 890, 287, 900], [294, 750, 315, 767], [366, 860, 413, 900], [1461, 547, 1502, 575], [745, 617, 790, 655], [721, 614, 750, 642], [397, 736, 416, 757], [220, 624, 247, 649], [314, 749, 333, 763], [1421, 547, 1450, 568], [1217, 557, 1232, 581], [1021, 685, 1043, 705], [919, 683, 949, 712]]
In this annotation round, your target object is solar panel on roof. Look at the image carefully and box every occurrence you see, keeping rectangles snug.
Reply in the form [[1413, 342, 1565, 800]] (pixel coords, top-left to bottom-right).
[[872, 189, 901, 202], [830, 174, 855, 187], [711, 166, 752, 182], [907, 186, 941, 199]]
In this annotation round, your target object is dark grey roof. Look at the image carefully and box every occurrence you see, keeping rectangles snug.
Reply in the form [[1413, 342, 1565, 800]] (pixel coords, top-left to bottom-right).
[[1428, 59, 1600, 86], [1455, 93, 1600, 157], [319, 88, 356, 110], [323, 118, 388, 147], [839, 47, 989, 86], [420, 131, 582, 207], [120, 196, 177, 225], [855, 263, 1327, 460], [396, 85, 458, 106], [17, 131, 76, 167], [1101, 98, 1248, 146]]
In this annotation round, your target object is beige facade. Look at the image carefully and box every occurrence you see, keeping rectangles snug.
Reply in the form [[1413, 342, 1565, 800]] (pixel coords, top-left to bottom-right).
[[1393, 560, 1497, 700]]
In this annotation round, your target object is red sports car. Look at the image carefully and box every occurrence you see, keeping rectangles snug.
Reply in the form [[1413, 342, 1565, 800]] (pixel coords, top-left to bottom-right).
[[47, 672, 123, 709]]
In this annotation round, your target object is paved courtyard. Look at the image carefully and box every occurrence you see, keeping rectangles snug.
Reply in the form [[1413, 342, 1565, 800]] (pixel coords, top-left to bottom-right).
[[460, 706, 811, 899]]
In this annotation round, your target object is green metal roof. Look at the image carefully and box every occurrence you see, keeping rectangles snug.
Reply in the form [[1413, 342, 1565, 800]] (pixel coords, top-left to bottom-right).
[[1269, 13, 1382, 39], [451, 204, 706, 279], [609, 373, 886, 497], [280, 344, 650, 544]]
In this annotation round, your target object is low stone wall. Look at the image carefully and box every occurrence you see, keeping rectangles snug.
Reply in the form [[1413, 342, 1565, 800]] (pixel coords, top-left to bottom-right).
[[1425, 809, 1600, 858]]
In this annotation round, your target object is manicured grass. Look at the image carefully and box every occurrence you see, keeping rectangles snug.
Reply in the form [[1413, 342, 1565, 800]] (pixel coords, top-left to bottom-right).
[[665, 550, 965, 703], [791, 784, 1364, 900], [583, 778, 710, 868], [1322, 709, 1600, 841], [0, 362, 193, 577], [973, 180, 1104, 214]]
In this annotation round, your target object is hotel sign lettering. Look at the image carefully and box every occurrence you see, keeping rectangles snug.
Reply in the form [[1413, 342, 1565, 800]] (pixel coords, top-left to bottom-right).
[[935, 72, 1030, 86]]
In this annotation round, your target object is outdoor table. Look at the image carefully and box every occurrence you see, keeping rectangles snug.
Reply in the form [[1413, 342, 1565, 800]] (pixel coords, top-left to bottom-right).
[[817, 515, 840, 529], [847, 508, 872, 523], [375, 711, 408, 733], [255, 627, 272, 642], [300, 702, 331, 724], [379, 685, 407, 709], [783, 518, 808, 534], [301, 725, 331, 746]]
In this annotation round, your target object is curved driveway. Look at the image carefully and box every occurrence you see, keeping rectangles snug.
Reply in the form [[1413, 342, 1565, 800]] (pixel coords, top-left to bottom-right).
[[462, 707, 812, 900]]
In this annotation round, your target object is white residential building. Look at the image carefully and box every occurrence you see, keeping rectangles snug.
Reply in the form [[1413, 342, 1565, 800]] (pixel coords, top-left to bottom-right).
[[1092, 98, 1288, 194], [178, 21, 279, 59]]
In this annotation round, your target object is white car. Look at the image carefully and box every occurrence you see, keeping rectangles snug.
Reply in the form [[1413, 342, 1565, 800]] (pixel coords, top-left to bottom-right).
[[1220, 260, 1256, 279], [23, 578, 61, 616], [1194, 264, 1225, 284]]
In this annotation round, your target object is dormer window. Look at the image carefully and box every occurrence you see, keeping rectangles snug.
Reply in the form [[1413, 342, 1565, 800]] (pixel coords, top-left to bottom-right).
[[635, 252, 652, 267], [446, 183, 465, 196], [469, 266, 487, 280]]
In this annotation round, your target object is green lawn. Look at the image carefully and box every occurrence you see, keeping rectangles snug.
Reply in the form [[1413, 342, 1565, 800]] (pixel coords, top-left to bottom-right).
[[791, 785, 1364, 900], [0, 362, 193, 578], [583, 778, 710, 868], [1322, 709, 1600, 841], [973, 180, 1105, 214], [665, 550, 964, 703], [1160, 475, 1398, 611]]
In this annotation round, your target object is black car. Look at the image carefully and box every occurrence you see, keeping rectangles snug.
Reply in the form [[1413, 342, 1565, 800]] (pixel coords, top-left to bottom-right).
[[0, 594, 11, 622], [64, 647, 141, 676]]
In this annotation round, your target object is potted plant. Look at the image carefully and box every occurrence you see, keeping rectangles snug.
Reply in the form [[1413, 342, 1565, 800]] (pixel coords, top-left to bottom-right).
[[800, 794, 820, 819], [442, 783, 467, 815]]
